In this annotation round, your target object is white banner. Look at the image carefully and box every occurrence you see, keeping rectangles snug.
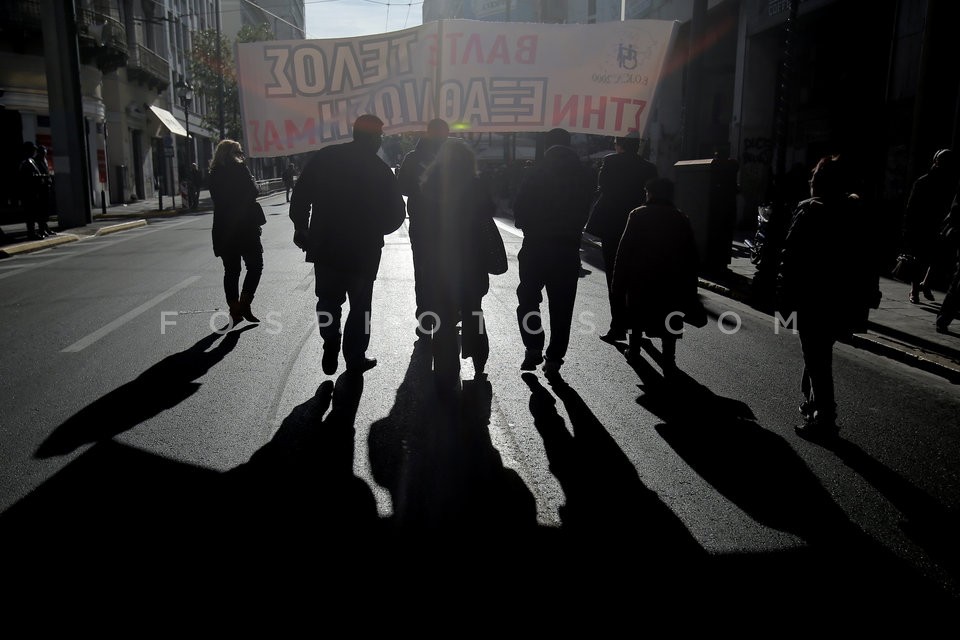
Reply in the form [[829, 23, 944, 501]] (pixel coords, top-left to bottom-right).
[[236, 19, 678, 158]]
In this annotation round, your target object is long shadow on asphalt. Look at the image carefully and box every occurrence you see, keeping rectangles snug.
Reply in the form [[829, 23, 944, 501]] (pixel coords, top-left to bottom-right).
[[368, 338, 538, 536], [624, 345, 956, 612], [35, 326, 257, 458]]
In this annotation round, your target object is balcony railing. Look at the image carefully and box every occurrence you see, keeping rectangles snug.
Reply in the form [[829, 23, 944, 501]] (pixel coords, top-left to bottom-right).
[[127, 44, 170, 91], [78, 8, 128, 73], [0, 2, 128, 73]]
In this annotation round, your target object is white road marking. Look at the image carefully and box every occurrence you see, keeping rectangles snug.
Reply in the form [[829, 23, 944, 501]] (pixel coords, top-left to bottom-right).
[[0, 219, 197, 282], [61, 275, 201, 352]]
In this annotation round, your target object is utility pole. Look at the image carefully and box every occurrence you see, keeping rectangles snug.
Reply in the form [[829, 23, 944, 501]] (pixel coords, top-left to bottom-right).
[[40, 0, 91, 229], [216, 0, 225, 139]]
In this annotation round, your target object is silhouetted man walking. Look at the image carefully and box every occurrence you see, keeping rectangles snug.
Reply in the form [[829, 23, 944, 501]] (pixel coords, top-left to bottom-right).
[[290, 115, 406, 375], [585, 132, 658, 342], [513, 128, 593, 375], [397, 118, 449, 336]]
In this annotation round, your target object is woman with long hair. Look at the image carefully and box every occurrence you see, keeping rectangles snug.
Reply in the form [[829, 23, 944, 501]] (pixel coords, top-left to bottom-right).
[[209, 139, 264, 326], [778, 155, 879, 439], [418, 139, 496, 387]]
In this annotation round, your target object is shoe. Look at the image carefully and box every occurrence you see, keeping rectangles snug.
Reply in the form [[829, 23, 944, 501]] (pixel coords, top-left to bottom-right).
[[227, 299, 244, 326], [520, 350, 544, 371], [322, 338, 341, 375], [936, 322, 949, 335], [921, 285, 935, 301], [798, 401, 815, 422], [794, 417, 839, 440], [238, 293, 260, 323], [346, 357, 377, 373], [908, 291, 920, 304], [542, 359, 562, 377], [600, 329, 627, 343]]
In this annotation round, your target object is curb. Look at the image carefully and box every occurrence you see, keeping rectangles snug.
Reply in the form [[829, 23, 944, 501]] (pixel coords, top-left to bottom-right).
[[847, 333, 960, 382], [0, 219, 149, 258], [693, 275, 960, 381], [0, 234, 79, 258], [95, 219, 148, 236]]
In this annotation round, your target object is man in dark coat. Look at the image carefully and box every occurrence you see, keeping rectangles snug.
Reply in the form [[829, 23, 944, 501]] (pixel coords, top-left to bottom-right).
[[777, 155, 880, 439], [282, 162, 297, 202], [585, 132, 659, 342], [613, 178, 700, 378], [513, 128, 593, 375], [902, 149, 958, 303], [936, 188, 960, 333], [396, 118, 449, 336], [290, 115, 406, 375], [18, 141, 52, 239]]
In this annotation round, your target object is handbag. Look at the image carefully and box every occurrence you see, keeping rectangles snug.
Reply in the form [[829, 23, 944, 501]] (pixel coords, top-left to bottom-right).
[[249, 200, 266, 226], [891, 253, 916, 283], [481, 215, 508, 275]]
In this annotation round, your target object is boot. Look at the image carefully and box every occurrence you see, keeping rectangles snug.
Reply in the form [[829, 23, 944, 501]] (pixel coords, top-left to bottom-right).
[[239, 293, 260, 323], [228, 299, 244, 326]]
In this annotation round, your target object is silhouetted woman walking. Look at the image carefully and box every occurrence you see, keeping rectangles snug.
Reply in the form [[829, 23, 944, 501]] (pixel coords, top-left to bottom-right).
[[419, 140, 496, 388], [778, 155, 879, 439], [209, 139, 264, 325]]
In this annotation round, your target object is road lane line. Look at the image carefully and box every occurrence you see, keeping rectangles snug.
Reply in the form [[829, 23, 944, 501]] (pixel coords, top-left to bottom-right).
[[0, 218, 198, 282], [61, 275, 201, 352]]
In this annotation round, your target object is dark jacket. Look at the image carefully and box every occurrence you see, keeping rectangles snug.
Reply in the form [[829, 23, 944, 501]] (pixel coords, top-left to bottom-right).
[[396, 137, 443, 219], [419, 175, 495, 302], [778, 195, 879, 334], [903, 167, 958, 260], [18, 157, 44, 210], [585, 152, 658, 239], [942, 189, 960, 248], [612, 200, 700, 337], [289, 141, 406, 279], [209, 161, 260, 257], [513, 145, 592, 250]]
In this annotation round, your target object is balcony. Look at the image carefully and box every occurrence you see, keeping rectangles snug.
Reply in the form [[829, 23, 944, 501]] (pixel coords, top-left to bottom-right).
[[78, 8, 128, 73], [0, 2, 128, 72], [127, 44, 170, 91]]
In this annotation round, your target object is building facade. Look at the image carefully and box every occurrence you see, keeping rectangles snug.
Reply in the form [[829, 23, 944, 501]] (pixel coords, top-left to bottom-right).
[[0, 0, 305, 217]]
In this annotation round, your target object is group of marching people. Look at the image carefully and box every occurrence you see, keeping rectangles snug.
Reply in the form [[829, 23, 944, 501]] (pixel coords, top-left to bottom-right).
[[206, 114, 884, 440]]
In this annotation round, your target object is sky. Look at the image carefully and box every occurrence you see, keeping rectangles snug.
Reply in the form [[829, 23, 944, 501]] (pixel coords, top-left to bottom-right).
[[304, 0, 424, 40]]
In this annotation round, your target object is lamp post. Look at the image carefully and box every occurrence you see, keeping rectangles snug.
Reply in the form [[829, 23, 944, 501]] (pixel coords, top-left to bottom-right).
[[176, 79, 194, 165], [176, 79, 194, 208]]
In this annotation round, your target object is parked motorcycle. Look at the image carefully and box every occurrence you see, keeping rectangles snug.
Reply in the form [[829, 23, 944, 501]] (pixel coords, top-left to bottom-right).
[[744, 203, 774, 265]]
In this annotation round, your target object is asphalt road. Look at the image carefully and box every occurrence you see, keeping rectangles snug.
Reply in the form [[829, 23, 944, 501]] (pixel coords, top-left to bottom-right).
[[1, 192, 958, 615]]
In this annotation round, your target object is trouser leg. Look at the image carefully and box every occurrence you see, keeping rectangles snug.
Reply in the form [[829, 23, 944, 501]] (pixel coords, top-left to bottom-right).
[[799, 327, 836, 422], [409, 220, 433, 328], [239, 239, 263, 300], [543, 251, 579, 362], [937, 251, 960, 327], [314, 265, 347, 345], [516, 248, 546, 354], [602, 238, 627, 332], [222, 252, 242, 302], [343, 274, 374, 365], [460, 295, 489, 368]]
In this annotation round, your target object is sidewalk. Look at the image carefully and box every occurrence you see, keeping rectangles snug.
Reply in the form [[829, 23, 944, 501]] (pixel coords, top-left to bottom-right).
[[0, 187, 280, 256], [698, 235, 960, 382], [4, 197, 959, 381]]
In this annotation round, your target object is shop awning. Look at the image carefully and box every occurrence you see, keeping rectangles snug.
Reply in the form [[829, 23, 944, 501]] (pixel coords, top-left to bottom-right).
[[148, 105, 187, 137]]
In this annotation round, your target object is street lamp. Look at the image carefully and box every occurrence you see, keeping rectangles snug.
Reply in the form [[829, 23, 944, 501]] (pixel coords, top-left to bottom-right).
[[176, 79, 195, 209], [175, 79, 194, 165]]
